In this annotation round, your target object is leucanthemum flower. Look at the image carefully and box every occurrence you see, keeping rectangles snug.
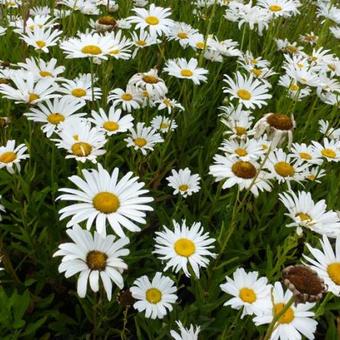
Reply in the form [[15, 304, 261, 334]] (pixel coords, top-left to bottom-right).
[[163, 58, 208, 85], [219, 138, 265, 161], [258, 0, 300, 17], [25, 97, 86, 137], [106, 30, 133, 60], [279, 190, 340, 237], [304, 235, 340, 296], [153, 220, 215, 278], [166, 168, 201, 198], [53, 118, 107, 163], [223, 72, 272, 109], [0, 70, 59, 104], [130, 272, 177, 319], [53, 225, 129, 300], [170, 321, 200, 340], [0, 140, 29, 174], [319, 119, 340, 141], [108, 86, 143, 112], [312, 138, 340, 162], [130, 30, 159, 57], [254, 113, 296, 148], [290, 143, 323, 165], [220, 267, 272, 318], [89, 106, 134, 136], [154, 97, 184, 114], [151, 115, 177, 133], [128, 4, 173, 38], [60, 73, 102, 102], [209, 155, 272, 196], [125, 122, 164, 155], [278, 75, 311, 101], [19, 27, 61, 53], [253, 282, 317, 340], [167, 22, 198, 47], [58, 163, 153, 236]]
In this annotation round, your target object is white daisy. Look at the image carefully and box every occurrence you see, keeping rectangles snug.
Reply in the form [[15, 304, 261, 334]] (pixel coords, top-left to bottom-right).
[[89, 106, 134, 136], [290, 143, 323, 165], [130, 272, 177, 319], [312, 138, 340, 162], [53, 225, 129, 300], [154, 97, 184, 114], [220, 267, 272, 318], [154, 220, 215, 278], [0, 140, 29, 174], [258, 0, 300, 17], [125, 122, 164, 155], [170, 321, 201, 340], [108, 86, 143, 112], [219, 138, 265, 161], [58, 163, 153, 237], [151, 115, 177, 133], [166, 168, 201, 198], [279, 190, 340, 237], [304, 235, 340, 296], [318, 119, 340, 141]]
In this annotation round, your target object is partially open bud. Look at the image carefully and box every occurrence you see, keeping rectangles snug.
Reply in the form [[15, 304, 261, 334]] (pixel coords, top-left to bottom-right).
[[282, 265, 326, 303], [117, 289, 135, 307], [95, 16, 117, 32]]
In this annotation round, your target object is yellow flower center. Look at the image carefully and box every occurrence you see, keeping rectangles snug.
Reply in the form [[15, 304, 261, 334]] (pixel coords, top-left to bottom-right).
[[145, 288, 162, 304], [177, 32, 188, 39], [237, 89, 252, 100], [143, 75, 159, 84], [252, 68, 262, 77], [178, 184, 189, 192], [274, 161, 295, 177], [296, 212, 312, 223], [180, 69, 193, 77], [327, 263, 340, 285], [81, 45, 102, 55], [71, 88, 87, 98], [86, 250, 107, 271], [47, 113, 65, 125], [321, 148, 336, 159], [28, 93, 40, 103], [121, 93, 133, 101], [93, 192, 120, 214], [71, 142, 92, 157], [286, 45, 298, 54], [307, 174, 316, 181], [231, 161, 257, 179], [136, 39, 146, 46], [134, 138, 147, 147], [109, 49, 120, 55], [269, 4, 282, 12], [160, 122, 169, 129], [39, 71, 52, 77], [235, 126, 247, 136], [103, 121, 119, 131], [196, 42, 205, 49], [36, 40, 46, 48], [299, 152, 312, 160], [267, 113, 293, 130], [174, 238, 196, 257], [235, 148, 248, 157], [0, 151, 16, 163], [145, 16, 159, 25], [289, 83, 300, 91], [274, 303, 295, 324], [239, 288, 256, 303]]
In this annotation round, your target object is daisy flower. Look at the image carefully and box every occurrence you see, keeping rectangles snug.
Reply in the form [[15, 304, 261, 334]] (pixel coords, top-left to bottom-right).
[[151, 115, 177, 133], [53, 118, 107, 163], [258, 0, 300, 17], [312, 138, 340, 162], [89, 106, 134, 136], [264, 149, 309, 185], [53, 225, 129, 300], [304, 235, 340, 296], [60, 74, 102, 102], [305, 167, 326, 183], [279, 190, 340, 237], [223, 72, 272, 109], [130, 272, 177, 319], [106, 30, 133, 60], [163, 58, 208, 85], [25, 97, 86, 137], [125, 122, 164, 155], [154, 97, 184, 114], [253, 282, 317, 340], [108, 86, 143, 112], [170, 321, 200, 340], [154, 220, 215, 278], [220, 267, 272, 318], [130, 30, 159, 57], [58, 163, 153, 237], [167, 22, 198, 47], [17, 57, 65, 82], [219, 138, 265, 161], [166, 168, 201, 198], [318, 119, 340, 140], [278, 75, 311, 101], [0, 140, 29, 174], [0, 71, 59, 105], [209, 155, 272, 196], [18, 27, 61, 53], [128, 4, 173, 38], [254, 113, 296, 149], [290, 143, 323, 165]]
